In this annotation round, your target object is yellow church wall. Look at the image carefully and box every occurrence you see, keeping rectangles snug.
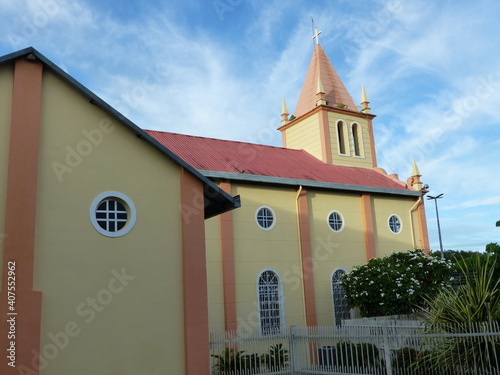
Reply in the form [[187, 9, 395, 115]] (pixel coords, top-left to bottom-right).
[[230, 184, 306, 330], [328, 112, 374, 168], [205, 216, 226, 332], [308, 190, 367, 325], [203, 183, 423, 330], [33, 70, 186, 374], [283, 113, 322, 160], [0, 63, 13, 287], [372, 196, 419, 257]]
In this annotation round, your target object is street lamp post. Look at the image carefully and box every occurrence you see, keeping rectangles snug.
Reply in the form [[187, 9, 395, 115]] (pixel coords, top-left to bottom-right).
[[427, 193, 444, 259]]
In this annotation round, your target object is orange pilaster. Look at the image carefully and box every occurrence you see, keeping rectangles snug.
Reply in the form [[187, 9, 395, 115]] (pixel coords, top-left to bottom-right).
[[219, 182, 237, 331], [367, 117, 378, 167], [281, 130, 287, 148], [180, 168, 210, 374], [361, 194, 377, 260], [0, 58, 44, 374], [318, 109, 333, 164], [297, 188, 317, 326], [417, 200, 431, 253]]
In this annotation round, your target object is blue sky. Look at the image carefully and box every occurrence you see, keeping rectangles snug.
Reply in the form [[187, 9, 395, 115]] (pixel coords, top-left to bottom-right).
[[1, 0, 499, 251]]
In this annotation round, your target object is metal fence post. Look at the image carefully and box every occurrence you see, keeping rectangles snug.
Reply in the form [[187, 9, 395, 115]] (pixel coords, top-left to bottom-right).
[[289, 325, 300, 374], [382, 321, 393, 375]]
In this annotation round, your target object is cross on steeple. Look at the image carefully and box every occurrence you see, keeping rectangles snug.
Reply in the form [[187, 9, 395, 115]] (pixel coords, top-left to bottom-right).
[[312, 27, 321, 45]]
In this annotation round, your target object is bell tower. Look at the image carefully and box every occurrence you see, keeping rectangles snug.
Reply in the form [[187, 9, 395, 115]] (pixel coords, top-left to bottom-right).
[[278, 40, 378, 169]]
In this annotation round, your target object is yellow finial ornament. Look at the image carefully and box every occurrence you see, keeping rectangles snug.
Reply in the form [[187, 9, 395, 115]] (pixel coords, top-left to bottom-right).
[[281, 98, 290, 124], [361, 85, 371, 113]]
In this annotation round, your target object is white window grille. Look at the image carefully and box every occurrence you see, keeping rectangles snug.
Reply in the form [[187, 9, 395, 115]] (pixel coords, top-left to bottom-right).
[[332, 269, 350, 327], [388, 214, 402, 234], [258, 270, 282, 335], [96, 199, 128, 232], [256, 207, 276, 230], [328, 211, 344, 232], [90, 191, 136, 238]]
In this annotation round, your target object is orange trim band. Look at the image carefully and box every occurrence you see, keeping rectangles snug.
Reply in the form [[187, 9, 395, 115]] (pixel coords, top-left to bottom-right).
[[0, 58, 44, 374], [361, 194, 377, 260], [297, 188, 317, 326], [180, 168, 210, 374], [219, 182, 237, 331]]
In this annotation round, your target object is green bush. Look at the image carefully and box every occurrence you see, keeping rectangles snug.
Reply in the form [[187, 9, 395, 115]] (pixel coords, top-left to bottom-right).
[[420, 254, 500, 373], [260, 343, 289, 371], [212, 344, 289, 374], [342, 249, 454, 317], [392, 347, 439, 375], [211, 348, 260, 375], [424, 254, 500, 324]]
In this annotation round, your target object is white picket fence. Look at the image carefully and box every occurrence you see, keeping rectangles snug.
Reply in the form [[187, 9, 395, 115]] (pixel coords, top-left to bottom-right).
[[209, 321, 500, 375]]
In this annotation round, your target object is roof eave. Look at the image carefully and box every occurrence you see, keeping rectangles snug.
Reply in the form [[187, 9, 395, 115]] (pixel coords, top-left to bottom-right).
[[278, 105, 376, 132], [0, 47, 239, 218], [199, 171, 422, 197]]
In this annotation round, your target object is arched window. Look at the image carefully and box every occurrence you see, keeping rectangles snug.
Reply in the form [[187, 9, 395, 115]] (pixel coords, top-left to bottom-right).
[[352, 123, 363, 157], [336, 121, 349, 155], [332, 269, 350, 327], [258, 269, 283, 335]]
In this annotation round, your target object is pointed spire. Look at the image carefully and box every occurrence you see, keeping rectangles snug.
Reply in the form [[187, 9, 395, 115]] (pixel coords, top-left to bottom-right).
[[412, 159, 421, 177], [361, 85, 369, 103], [317, 76, 325, 94], [281, 98, 289, 116], [407, 159, 423, 191], [294, 44, 357, 118], [361, 85, 371, 114], [281, 98, 290, 125], [316, 76, 328, 106]]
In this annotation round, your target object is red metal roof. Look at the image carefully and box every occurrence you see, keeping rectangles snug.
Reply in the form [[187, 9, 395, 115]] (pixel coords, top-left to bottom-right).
[[146, 130, 410, 191]]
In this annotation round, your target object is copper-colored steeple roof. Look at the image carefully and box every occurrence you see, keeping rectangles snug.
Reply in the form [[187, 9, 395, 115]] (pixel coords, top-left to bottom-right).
[[294, 44, 357, 118]]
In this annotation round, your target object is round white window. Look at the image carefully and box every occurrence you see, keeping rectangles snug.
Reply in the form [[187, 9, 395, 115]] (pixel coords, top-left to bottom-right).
[[255, 206, 276, 230], [90, 192, 136, 237], [388, 214, 402, 234], [327, 211, 344, 232]]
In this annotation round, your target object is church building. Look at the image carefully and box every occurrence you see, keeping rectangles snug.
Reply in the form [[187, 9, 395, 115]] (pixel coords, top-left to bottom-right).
[[147, 41, 430, 334], [0, 40, 429, 375]]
